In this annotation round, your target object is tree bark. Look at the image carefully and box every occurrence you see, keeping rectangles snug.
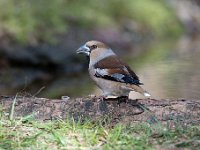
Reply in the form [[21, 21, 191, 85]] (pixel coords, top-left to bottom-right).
[[1, 95, 199, 126]]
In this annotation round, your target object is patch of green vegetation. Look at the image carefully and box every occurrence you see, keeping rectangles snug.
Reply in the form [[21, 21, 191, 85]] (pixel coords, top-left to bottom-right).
[[103, 0, 183, 38], [0, 109, 199, 150], [0, 0, 67, 44], [0, 0, 183, 44]]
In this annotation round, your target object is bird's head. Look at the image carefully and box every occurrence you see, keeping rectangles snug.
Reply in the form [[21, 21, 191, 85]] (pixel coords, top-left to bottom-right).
[[76, 40, 111, 55]]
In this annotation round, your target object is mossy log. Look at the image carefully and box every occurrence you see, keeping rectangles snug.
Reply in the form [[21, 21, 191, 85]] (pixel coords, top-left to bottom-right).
[[0, 95, 199, 126]]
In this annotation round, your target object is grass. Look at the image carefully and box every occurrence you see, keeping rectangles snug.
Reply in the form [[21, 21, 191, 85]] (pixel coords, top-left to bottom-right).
[[0, 111, 199, 150]]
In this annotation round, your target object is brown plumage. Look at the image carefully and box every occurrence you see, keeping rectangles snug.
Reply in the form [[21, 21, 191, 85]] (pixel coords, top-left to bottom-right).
[[77, 40, 150, 98], [94, 55, 142, 85]]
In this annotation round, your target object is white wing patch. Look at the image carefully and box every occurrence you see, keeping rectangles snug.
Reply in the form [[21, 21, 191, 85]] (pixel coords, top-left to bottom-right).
[[111, 73, 125, 82], [95, 68, 108, 76], [95, 68, 125, 82]]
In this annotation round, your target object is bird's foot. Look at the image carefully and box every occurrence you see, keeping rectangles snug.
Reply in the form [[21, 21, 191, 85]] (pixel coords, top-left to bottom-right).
[[96, 95, 106, 102], [117, 96, 129, 105]]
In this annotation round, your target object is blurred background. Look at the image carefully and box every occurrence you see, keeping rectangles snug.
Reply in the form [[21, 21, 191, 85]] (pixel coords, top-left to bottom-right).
[[0, 0, 200, 99]]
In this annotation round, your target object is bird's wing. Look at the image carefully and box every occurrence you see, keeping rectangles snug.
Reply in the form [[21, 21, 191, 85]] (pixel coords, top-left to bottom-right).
[[94, 55, 143, 85]]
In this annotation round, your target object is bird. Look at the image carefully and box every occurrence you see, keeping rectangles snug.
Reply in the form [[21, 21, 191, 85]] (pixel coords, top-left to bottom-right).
[[76, 40, 150, 99]]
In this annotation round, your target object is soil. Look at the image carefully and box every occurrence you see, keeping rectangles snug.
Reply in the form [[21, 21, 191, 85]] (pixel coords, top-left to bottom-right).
[[1, 95, 199, 126]]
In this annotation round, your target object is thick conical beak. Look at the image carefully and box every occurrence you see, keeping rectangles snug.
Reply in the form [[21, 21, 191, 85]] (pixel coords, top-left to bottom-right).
[[76, 44, 90, 55]]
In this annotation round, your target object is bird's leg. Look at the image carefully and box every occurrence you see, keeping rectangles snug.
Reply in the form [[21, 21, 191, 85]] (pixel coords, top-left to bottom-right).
[[96, 95, 106, 102], [98, 92, 118, 101], [117, 96, 129, 105]]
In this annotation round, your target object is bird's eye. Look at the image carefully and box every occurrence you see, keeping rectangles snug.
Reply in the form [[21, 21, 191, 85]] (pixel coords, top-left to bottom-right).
[[90, 45, 97, 50]]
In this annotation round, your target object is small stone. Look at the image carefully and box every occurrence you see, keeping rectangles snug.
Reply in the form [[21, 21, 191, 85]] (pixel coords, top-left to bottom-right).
[[61, 96, 70, 100]]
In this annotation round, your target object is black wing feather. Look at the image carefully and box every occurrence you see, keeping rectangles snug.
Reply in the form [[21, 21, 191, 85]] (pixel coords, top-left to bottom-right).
[[94, 55, 143, 85], [94, 69, 143, 85]]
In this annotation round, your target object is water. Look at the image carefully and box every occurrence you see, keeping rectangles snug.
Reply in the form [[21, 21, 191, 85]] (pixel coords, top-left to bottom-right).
[[129, 35, 200, 99], [1, 35, 200, 99]]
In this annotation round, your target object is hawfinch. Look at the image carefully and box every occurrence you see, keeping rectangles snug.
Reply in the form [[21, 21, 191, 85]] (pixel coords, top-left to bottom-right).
[[77, 40, 150, 98]]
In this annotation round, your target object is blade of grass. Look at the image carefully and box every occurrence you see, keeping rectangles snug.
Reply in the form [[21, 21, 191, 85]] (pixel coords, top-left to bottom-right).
[[9, 93, 18, 121]]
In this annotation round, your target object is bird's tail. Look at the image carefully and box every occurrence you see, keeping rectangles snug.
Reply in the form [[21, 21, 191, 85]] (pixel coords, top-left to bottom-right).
[[122, 84, 151, 97]]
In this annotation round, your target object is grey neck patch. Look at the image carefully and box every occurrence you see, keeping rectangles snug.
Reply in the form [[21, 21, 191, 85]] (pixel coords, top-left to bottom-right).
[[89, 49, 115, 68]]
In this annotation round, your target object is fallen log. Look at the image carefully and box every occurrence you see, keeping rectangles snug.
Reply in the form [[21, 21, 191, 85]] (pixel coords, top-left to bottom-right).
[[0, 95, 200, 126]]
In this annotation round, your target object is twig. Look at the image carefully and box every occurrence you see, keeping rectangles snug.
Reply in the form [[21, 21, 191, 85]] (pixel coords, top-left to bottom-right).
[[33, 86, 45, 97]]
